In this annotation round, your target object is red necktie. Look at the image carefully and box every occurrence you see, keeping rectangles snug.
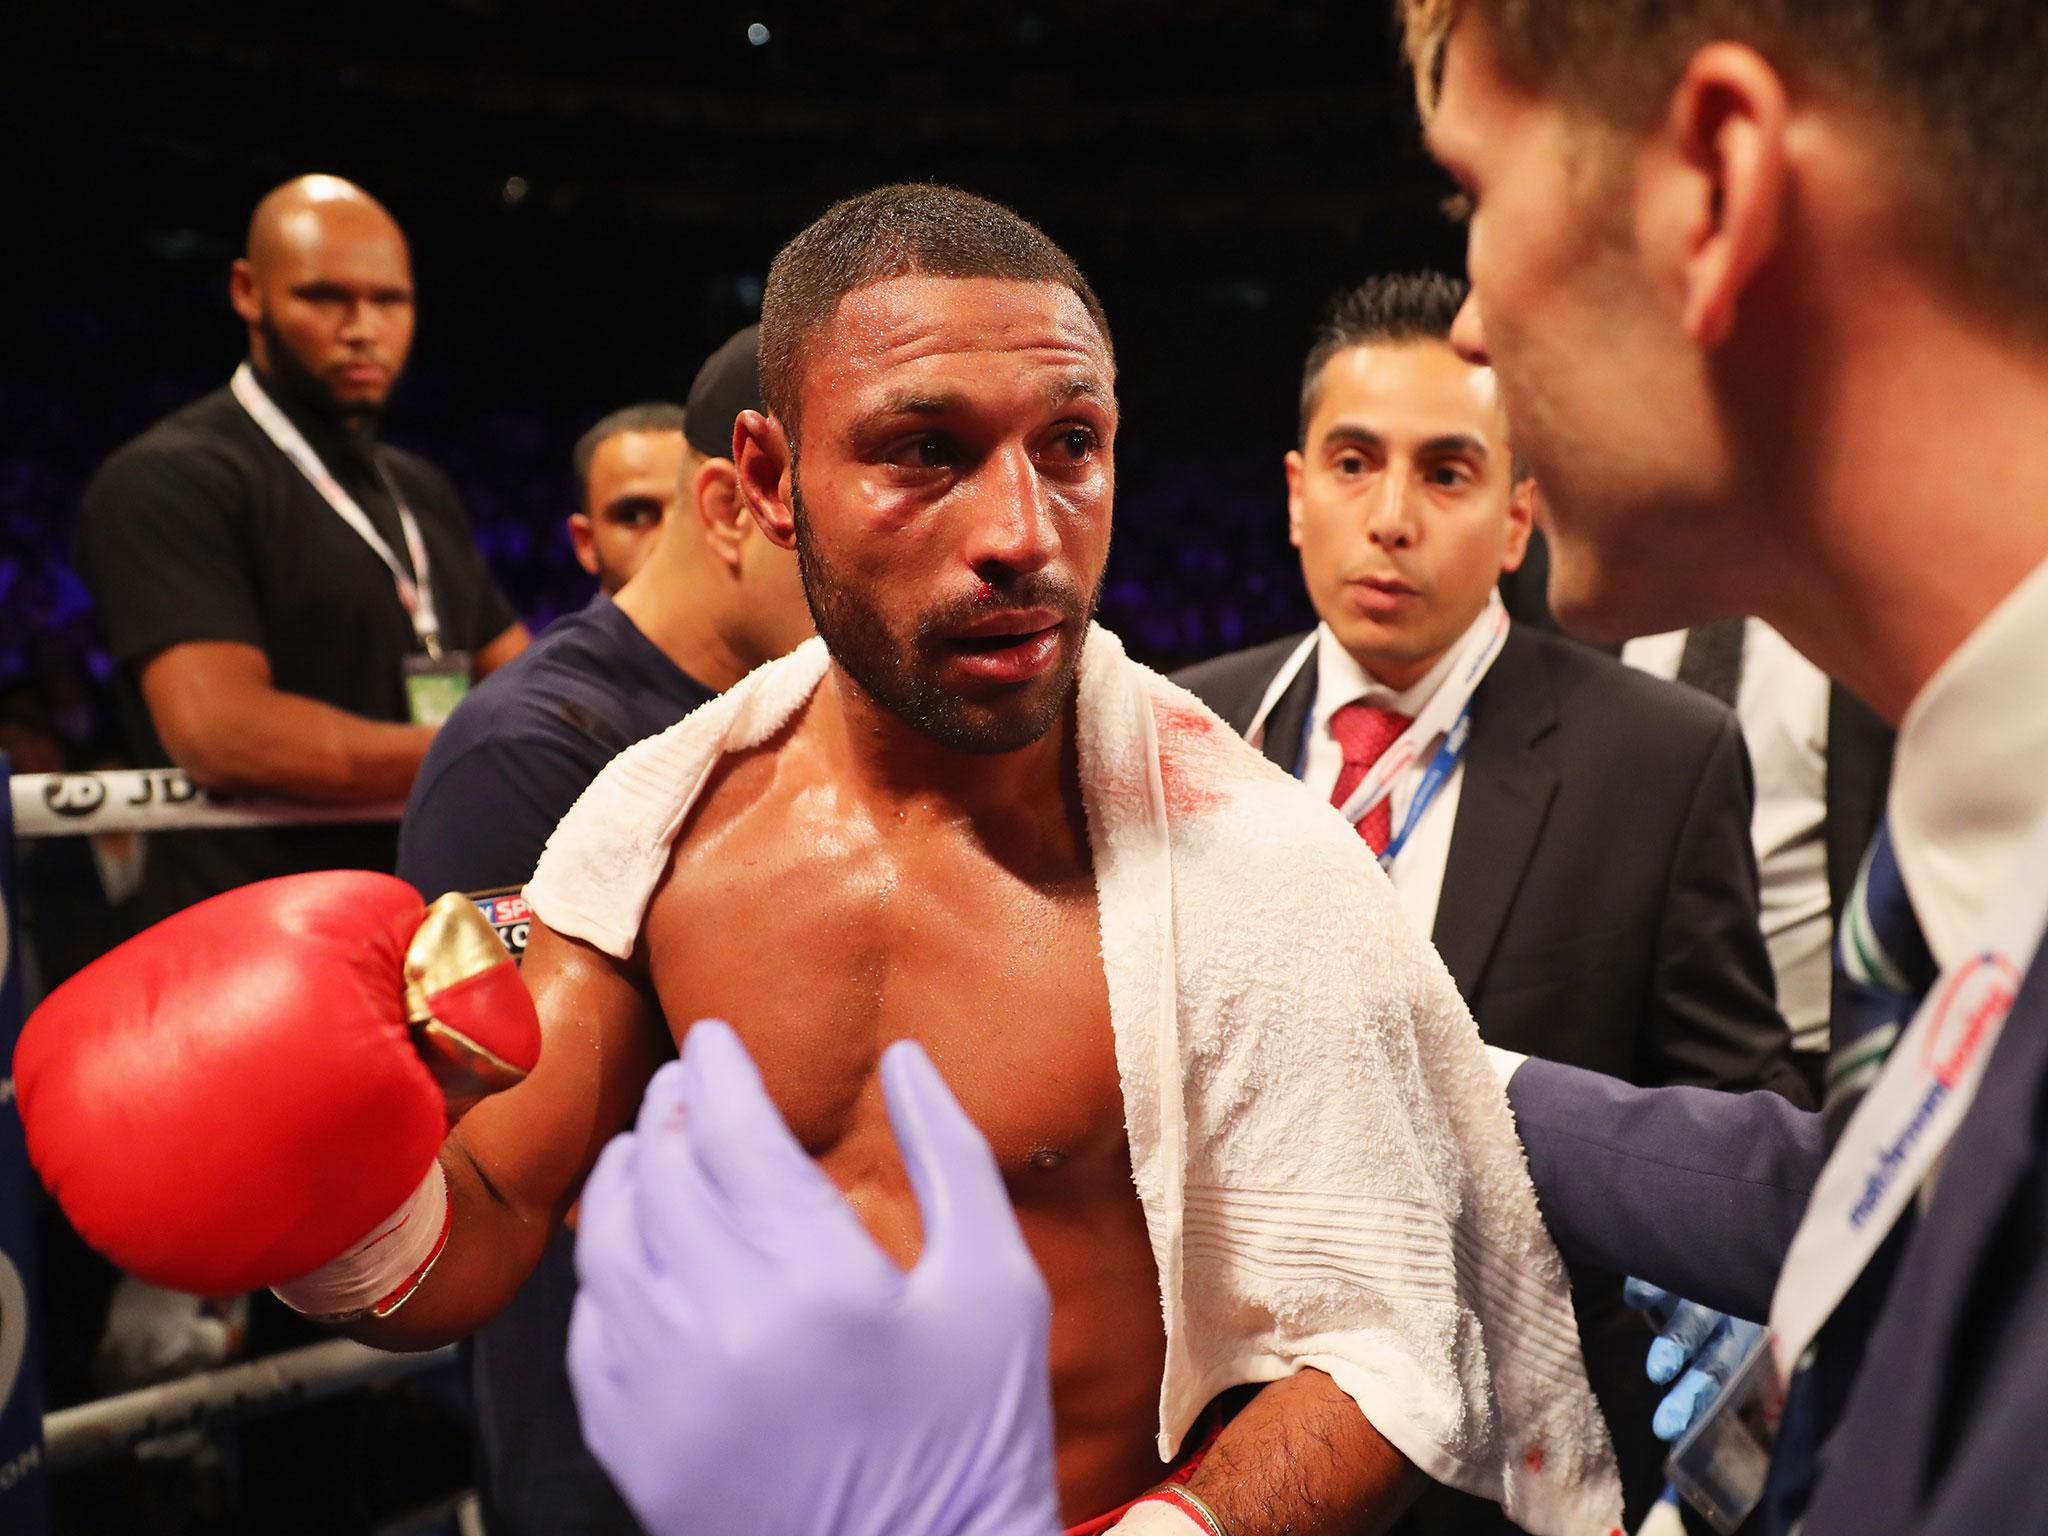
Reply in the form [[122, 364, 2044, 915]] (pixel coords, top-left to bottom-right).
[[1329, 701, 1413, 854]]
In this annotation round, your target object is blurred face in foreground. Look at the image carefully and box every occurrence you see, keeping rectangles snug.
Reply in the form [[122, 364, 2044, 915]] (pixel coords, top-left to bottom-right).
[[1427, 15, 1738, 641]]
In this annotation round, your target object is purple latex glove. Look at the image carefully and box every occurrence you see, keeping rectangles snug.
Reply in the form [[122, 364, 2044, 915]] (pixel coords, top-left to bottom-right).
[[568, 1020, 1061, 1536]]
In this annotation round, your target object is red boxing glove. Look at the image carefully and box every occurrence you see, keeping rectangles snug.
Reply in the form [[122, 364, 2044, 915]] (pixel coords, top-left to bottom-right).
[[15, 871, 539, 1299]]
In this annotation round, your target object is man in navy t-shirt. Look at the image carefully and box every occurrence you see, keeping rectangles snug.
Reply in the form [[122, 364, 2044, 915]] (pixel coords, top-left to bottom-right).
[[398, 326, 807, 918], [395, 326, 811, 1534]]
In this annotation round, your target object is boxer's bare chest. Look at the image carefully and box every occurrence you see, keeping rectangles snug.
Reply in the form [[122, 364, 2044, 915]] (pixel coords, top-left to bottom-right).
[[641, 735, 1169, 1517], [642, 741, 1127, 1259]]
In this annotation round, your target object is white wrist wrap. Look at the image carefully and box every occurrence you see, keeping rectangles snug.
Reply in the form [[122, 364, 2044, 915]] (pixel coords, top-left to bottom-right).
[[1108, 1504, 1207, 1534], [271, 1163, 449, 1321]]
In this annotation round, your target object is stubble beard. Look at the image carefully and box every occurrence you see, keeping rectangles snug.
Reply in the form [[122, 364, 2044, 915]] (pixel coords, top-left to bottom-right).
[[791, 474, 1102, 756]]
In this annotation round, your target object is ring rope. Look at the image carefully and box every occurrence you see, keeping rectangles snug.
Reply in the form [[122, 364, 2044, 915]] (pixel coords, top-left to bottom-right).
[[9, 770, 403, 839], [8, 768, 442, 1479]]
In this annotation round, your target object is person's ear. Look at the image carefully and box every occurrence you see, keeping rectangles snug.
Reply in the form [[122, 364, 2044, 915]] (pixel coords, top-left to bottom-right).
[[693, 457, 748, 576], [1653, 42, 1790, 348], [229, 259, 262, 327], [566, 513, 599, 578], [735, 411, 798, 552], [1501, 478, 1537, 574], [1284, 449, 1308, 550]]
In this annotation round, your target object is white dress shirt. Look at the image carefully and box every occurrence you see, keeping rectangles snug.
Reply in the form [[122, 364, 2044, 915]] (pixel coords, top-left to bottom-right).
[[1623, 622, 1836, 1053], [1301, 608, 1498, 935], [1890, 556, 2048, 969]]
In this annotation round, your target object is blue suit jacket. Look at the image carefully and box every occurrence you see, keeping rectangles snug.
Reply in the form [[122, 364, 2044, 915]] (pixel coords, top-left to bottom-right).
[[1510, 934, 2048, 1533]]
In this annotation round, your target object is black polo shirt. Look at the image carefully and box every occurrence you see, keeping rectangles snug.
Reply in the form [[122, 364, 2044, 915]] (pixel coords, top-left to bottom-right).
[[75, 376, 517, 924], [396, 593, 713, 1536]]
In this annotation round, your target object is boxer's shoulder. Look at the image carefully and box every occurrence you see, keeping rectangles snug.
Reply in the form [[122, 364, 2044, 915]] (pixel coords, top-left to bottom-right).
[[649, 711, 813, 898], [523, 697, 742, 959], [526, 643, 831, 958]]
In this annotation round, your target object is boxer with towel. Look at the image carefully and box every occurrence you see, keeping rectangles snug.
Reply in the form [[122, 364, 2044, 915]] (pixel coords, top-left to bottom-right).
[[20, 184, 1619, 1536]]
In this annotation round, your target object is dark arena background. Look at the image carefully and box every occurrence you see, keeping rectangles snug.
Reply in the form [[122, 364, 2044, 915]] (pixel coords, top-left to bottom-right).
[[4, 0, 1465, 692], [2, 4, 1465, 1532]]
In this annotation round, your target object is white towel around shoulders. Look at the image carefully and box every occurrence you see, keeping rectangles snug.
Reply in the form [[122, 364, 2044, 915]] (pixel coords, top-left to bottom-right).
[[525, 627, 1622, 1536]]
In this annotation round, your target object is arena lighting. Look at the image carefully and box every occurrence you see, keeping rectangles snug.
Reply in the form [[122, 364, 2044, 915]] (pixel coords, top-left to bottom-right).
[[746, 21, 770, 45]]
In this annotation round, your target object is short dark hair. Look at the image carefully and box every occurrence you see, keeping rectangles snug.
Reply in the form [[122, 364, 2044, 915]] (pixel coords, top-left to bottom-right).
[[757, 183, 1112, 434], [1298, 272, 1468, 443], [1399, 0, 2048, 341], [571, 402, 688, 488]]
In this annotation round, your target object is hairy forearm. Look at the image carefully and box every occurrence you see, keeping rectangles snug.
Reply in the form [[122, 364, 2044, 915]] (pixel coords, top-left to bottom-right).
[[171, 686, 434, 802], [1184, 1370, 1422, 1536]]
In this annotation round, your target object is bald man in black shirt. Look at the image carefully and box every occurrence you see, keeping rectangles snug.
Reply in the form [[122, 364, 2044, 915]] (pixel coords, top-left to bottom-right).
[[76, 174, 527, 924]]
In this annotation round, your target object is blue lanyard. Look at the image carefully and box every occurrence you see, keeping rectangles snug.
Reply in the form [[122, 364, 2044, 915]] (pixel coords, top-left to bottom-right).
[[1375, 707, 1471, 870], [1294, 698, 1474, 871]]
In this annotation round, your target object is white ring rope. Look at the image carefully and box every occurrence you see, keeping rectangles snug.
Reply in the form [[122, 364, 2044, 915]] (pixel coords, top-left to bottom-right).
[[8, 770, 403, 839]]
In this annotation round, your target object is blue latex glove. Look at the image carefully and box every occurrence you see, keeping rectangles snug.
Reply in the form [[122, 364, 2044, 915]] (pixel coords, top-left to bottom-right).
[[1623, 1278, 1766, 1442], [569, 1020, 1061, 1536]]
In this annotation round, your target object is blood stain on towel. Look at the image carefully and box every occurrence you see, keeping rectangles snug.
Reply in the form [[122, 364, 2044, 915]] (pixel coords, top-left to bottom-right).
[[1152, 702, 1228, 816]]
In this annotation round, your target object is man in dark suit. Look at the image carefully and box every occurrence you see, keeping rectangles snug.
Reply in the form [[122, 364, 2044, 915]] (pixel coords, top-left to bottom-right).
[[1177, 272, 1806, 1531], [1511, 522, 1896, 1102], [1393, 0, 2048, 1530]]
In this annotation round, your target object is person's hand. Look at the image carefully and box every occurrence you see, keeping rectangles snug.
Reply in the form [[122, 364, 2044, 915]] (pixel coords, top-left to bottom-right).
[[1623, 1278, 1766, 1441], [568, 1020, 1061, 1536]]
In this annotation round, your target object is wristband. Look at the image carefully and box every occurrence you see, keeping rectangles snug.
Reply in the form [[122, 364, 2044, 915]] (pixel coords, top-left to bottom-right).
[[271, 1162, 450, 1321], [1110, 1486, 1230, 1536]]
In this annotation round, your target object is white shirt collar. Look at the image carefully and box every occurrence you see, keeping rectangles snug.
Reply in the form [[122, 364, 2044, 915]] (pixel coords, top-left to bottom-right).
[[1892, 556, 2048, 967], [1310, 605, 1494, 738]]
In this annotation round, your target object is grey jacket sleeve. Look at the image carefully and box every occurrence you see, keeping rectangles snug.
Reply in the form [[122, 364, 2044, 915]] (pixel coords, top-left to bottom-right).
[[1509, 1056, 1827, 1320]]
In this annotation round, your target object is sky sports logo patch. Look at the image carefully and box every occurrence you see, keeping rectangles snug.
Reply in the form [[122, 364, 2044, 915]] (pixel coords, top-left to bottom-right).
[[469, 888, 531, 962]]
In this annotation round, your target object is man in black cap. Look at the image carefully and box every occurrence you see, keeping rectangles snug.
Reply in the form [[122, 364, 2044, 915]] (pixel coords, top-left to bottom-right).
[[395, 324, 811, 1535]]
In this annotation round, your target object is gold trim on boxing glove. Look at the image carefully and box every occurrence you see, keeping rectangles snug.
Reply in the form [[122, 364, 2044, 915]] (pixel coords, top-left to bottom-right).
[[404, 893, 530, 1120]]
